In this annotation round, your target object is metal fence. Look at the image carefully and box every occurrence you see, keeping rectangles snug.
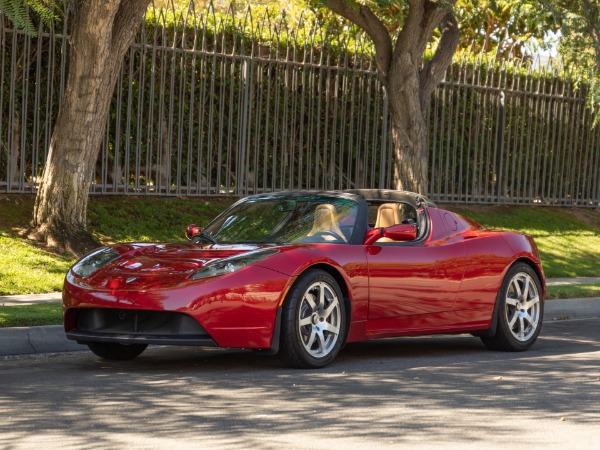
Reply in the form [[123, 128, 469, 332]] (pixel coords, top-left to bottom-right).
[[1, 5, 599, 207]]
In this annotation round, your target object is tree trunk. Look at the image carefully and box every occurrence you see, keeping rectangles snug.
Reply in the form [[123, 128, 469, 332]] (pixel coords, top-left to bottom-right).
[[31, 0, 150, 256], [387, 57, 429, 193]]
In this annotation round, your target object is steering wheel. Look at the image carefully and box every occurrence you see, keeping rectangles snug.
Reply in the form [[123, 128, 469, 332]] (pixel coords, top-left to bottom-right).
[[313, 230, 346, 243]]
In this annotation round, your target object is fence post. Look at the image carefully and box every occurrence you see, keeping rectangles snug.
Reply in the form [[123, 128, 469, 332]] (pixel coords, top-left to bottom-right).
[[495, 90, 506, 202], [379, 87, 389, 189]]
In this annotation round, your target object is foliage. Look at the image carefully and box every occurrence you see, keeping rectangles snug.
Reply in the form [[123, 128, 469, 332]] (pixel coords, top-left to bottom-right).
[[0, 0, 59, 35], [455, 0, 550, 58], [541, 0, 600, 125]]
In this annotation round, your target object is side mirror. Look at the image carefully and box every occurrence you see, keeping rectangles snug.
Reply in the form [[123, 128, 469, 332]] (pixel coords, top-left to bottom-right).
[[364, 224, 417, 245], [384, 224, 417, 242], [185, 224, 203, 241]]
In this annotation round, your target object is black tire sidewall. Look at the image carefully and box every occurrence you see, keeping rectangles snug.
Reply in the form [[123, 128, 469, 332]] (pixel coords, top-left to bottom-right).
[[496, 263, 544, 350], [280, 269, 346, 368], [87, 342, 148, 360]]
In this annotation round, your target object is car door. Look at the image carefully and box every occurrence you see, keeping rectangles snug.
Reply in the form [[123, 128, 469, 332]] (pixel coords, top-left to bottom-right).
[[365, 207, 466, 335]]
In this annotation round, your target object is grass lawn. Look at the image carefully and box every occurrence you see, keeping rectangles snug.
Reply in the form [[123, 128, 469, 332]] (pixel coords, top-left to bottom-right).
[[0, 194, 598, 296], [0, 303, 62, 327], [545, 284, 600, 300]]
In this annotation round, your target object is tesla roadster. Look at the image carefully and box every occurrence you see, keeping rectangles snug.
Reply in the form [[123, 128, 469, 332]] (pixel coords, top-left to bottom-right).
[[63, 190, 545, 368]]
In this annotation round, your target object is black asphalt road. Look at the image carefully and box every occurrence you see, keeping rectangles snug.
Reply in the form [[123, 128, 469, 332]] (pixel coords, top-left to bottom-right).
[[1, 318, 599, 449]]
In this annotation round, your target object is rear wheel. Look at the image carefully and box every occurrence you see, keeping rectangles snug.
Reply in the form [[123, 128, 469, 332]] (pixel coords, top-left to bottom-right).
[[87, 342, 148, 360], [278, 269, 346, 368], [481, 263, 543, 351]]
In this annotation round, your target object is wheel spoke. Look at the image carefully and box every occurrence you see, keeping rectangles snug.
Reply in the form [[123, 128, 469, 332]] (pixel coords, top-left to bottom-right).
[[317, 331, 327, 354], [518, 316, 525, 338], [304, 293, 317, 310], [522, 276, 530, 301], [523, 313, 536, 328], [509, 312, 519, 328], [323, 297, 339, 319], [524, 295, 539, 310], [299, 317, 312, 327], [305, 329, 316, 349], [506, 296, 519, 306], [318, 283, 325, 307], [512, 278, 522, 297], [322, 322, 340, 335]]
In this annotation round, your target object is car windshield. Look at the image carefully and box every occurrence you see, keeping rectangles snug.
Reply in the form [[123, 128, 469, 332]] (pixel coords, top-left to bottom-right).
[[203, 196, 359, 244]]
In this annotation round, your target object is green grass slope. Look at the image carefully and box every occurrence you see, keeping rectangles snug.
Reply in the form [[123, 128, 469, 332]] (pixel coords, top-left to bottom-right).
[[0, 195, 598, 296]]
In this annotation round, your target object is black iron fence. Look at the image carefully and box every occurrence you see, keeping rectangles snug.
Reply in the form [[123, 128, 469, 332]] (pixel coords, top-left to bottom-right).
[[1, 4, 599, 206]]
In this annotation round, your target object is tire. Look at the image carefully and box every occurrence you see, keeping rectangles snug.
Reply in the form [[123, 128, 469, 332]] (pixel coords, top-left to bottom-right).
[[87, 342, 148, 360], [278, 269, 347, 368], [481, 263, 543, 351]]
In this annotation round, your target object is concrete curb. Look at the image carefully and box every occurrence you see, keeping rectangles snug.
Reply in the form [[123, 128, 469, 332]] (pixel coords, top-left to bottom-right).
[[544, 297, 600, 321], [0, 325, 83, 357], [1, 297, 599, 358]]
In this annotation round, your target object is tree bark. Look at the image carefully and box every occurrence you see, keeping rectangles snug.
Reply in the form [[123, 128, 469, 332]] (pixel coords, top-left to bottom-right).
[[31, 0, 150, 256]]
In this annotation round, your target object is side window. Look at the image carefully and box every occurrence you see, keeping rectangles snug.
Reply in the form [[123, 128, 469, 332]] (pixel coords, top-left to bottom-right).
[[366, 201, 421, 243], [398, 203, 418, 225], [370, 202, 418, 228]]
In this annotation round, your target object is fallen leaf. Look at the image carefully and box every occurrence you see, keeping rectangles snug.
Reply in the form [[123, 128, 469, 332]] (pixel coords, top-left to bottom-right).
[[560, 417, 567, 422]]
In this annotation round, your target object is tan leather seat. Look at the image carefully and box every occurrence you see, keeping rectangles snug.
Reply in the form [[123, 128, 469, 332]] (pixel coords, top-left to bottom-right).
[[374, 203, 401, 243], [307, 204, 346, 242]]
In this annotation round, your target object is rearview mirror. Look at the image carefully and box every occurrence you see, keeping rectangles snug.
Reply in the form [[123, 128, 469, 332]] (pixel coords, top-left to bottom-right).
[[185, 224, 203, 240]]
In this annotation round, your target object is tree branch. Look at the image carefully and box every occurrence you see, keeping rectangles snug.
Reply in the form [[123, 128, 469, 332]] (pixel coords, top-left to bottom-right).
[[323, 0, 393, 83], [112, 0, 152, 59], [419, 12, 459, 110]]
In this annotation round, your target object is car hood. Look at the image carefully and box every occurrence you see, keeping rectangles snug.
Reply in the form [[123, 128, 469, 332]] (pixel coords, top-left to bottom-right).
[[81, 242, 276, 290]]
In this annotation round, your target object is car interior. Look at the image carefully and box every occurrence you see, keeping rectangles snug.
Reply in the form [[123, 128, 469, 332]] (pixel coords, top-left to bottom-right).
[[307, 203, 348, 242], [307, 200, 425, 244]]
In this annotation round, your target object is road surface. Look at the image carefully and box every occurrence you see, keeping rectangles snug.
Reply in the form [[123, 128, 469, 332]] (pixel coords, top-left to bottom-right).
[[1, 317, 599, 449]]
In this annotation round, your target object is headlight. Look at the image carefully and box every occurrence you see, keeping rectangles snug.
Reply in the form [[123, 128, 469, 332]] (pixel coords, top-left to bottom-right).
[[190, 249, 278, 280], [72, 247, 121, 277]]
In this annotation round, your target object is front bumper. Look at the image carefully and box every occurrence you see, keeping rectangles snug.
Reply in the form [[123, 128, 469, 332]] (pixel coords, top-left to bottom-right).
[[63, 264, 291, 349]]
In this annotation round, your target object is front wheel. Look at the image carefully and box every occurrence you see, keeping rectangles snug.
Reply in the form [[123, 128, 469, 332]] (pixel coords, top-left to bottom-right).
[[481, 263, 543, 351], [278, 270, 346, 368], [87, 342, 148, 360]]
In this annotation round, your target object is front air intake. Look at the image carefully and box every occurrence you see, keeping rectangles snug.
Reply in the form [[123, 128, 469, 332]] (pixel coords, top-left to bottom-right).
[[76, 308, 207, 336]]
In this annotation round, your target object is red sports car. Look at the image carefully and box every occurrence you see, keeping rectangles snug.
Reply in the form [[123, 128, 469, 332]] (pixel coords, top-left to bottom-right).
[[63, 190, 545, 368]]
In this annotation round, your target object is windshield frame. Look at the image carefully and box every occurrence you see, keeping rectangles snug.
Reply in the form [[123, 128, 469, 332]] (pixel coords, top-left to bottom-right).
[[203, 191, 368, 246]]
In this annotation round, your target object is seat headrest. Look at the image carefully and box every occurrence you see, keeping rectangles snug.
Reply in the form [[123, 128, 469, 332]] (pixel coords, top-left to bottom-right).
[[374, 203, 401, 229]]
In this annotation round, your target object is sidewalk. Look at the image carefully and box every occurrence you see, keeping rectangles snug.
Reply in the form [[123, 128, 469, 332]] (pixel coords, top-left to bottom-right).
[[546, 277, 600, 286], [0, 292, 62, 306]]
